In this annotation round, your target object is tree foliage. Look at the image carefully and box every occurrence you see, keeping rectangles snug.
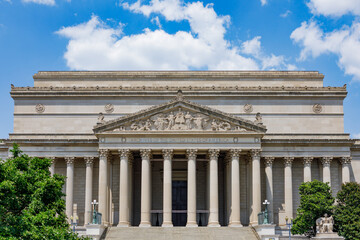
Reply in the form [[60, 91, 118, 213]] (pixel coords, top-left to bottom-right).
[[291, 180, 334, 236], [334, 182, 360, 240], [0, 143, 85, 239]]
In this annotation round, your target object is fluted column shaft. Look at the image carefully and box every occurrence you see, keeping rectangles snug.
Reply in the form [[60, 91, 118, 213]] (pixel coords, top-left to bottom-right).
[[322, 157, 332, 186], [140, 149, 152, 227], [49, 157, 56, 176], [251, 149, 261, 225], [264, 157, 274, 223], [229, 149, 242, 227], [284, 157, 294, 220], [186, 149, 198, 227], [65, 157, 75, 222], [98, 149, 109, 225], [341, 157, 351, 183], [303, 157, 313, 182], [162, 149, 174, 227], [118, 149, 131, 227], [84, 157, 94, 225], [208, 149, 220, 227]]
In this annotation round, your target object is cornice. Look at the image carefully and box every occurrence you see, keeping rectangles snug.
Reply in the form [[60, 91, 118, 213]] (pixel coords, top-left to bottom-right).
[[33, 71, 325, 80], [262, 138, 355, 145]]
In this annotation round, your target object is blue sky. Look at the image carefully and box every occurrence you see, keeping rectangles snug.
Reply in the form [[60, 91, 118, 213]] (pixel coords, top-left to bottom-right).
[[0, 0, 359, 138]]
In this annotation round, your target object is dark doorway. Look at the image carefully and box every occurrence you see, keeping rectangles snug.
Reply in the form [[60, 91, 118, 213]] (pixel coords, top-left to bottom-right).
[[172, 180, 187, 226]]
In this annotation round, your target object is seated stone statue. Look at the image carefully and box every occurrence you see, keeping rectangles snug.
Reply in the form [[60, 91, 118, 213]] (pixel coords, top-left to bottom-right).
[[316, 213, 334, 234]]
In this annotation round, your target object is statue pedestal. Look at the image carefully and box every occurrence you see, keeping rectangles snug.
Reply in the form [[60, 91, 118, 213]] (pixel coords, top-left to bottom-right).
[[85, 224, 106, 240], [311, 233, 344, 240], [253, 224, 280, 240]]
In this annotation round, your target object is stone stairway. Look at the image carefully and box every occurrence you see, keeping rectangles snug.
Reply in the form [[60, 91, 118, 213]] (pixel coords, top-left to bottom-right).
[[105, 227, 259, 240]]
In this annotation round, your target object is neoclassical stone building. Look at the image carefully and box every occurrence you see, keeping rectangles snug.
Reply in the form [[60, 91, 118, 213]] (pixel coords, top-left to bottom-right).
[[2, 71, 359, 228]]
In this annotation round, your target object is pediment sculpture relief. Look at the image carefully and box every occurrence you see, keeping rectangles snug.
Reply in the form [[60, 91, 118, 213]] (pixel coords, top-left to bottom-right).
[[111, 107, 248, 132]]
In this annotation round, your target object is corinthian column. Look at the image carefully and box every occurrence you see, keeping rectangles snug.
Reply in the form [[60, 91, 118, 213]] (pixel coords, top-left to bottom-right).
[[322, 157, 332, 186], [250, 149, 261, 225], [48, 157, 56, 176], [208, 149, 220, 227], [65, 157, 75, 222], [98, 149, 109, 225], [118, 149, 131, 227], [264, 157, 274, 223], [284, 157, 294, 220], [139, 149, 152, 227], [303, 157, 313, 182], [186, 149, 198, 227], [340, 157, 351, 183], [162, 149, 174, 227], [229, 149, 242, 227], [84, 157, 94, 225]]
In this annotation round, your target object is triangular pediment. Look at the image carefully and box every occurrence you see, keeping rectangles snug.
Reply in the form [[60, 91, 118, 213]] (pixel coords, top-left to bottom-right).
[[93, 91, 267, 134]]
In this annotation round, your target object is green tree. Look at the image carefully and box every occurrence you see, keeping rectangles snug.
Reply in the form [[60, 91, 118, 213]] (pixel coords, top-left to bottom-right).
[[334, 182, 360, 240], [0, 143, 85, 239], [291, 180, 334, 236]]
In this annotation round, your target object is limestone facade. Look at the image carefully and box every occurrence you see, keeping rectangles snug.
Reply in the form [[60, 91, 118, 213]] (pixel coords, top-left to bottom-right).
[[1, 71, 359, 227]]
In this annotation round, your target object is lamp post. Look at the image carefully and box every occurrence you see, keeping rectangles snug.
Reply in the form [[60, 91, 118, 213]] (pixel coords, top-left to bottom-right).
[[263, 199, 270, 224], [70, 215, 78, 233], [285, 216, 293, 240], [91, 199, 99, 224]]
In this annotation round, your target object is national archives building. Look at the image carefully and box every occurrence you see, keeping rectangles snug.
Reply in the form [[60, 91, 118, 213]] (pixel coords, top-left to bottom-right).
[[2, 71, 359, 229]]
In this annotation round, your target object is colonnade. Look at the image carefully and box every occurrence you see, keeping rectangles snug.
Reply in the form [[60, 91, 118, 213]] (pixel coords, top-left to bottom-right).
[[48, 152, 352, 226]]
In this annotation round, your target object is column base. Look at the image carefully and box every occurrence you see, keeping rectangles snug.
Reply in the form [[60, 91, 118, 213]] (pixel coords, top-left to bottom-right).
[[250, 221, 259, 226], [186, 222, 198, 227], [139, 222, 151, 227], [229, 222, 243, 227], [162, 222, 173, 227], [117, 221, 130, 227], [207, 222, 220, 227]]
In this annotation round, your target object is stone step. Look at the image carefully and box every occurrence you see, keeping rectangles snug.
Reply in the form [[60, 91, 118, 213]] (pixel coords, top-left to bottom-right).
[[105, 227, 259, 240]]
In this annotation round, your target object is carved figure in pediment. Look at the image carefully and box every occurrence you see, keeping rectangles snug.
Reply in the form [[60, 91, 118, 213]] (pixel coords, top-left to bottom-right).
[[131, 122, 141, 131], [193, 114, 205, 130], [97, 112, 105, 124], [211, 119, 231, 131], [235, 126, 247, 132], [154, 114, 167, 130], [167, 112, 175, 130], [185, 112, 193, 129], [174, 109, 187, 130], [138, 119, 152, 131]]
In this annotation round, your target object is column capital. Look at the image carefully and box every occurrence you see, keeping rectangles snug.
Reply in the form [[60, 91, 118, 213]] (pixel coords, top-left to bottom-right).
[[119, 149, 131, 159], [264, 157, 275, 167], [99, 149, 110, 158], [229, 149, 241, 159], [250, 149, 261, 158], [284, 157, 294, 167], [186, 149, 198, 160], [321, 157, 333, 167], [65, 157, 75, 165], [340, 156, 352, 165], [208, 149, 220, 159], [84, 157, 94, 166], [140, 149, 152, 160], [162, 149, 174, 160], [303, 157, 313, 167], [47, 157, 56, 164]]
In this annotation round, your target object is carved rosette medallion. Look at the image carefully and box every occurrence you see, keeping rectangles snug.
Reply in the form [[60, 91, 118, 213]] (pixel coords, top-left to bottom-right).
[[186, 149, 198, 160], [321, 157, 333, 167], [105, 104, 114, 113], [313, 104, 323, 114], [208, 149, 220, 159], [65, 157, 75, 165], [284, 157, 294, 167], [264, 157, 275, 167], [303, 157, 313, 167], [98, 149, 109, 158], [243, 104, 253, 113], [140, 149, 152, 160], [35, 104, 45, 113], [340, 156, 351, 165], [229, 149, 241, 159], [119, 149, 131, 160], [162, 149, 174, 160], [84, 157, 94, 167]]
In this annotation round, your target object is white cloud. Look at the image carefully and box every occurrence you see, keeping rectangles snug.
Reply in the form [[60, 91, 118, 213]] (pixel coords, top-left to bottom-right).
[[307, 0, 360, 17], [353, 133, 360, 139], [241, 36, 261, 56], [57, 0, 289, 71], [291, 20, 360, 80], [260, 0, 267, 6], [280, 10, 291, 18], [22, 0, 55, 6], [151, 16, 162, 29]]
